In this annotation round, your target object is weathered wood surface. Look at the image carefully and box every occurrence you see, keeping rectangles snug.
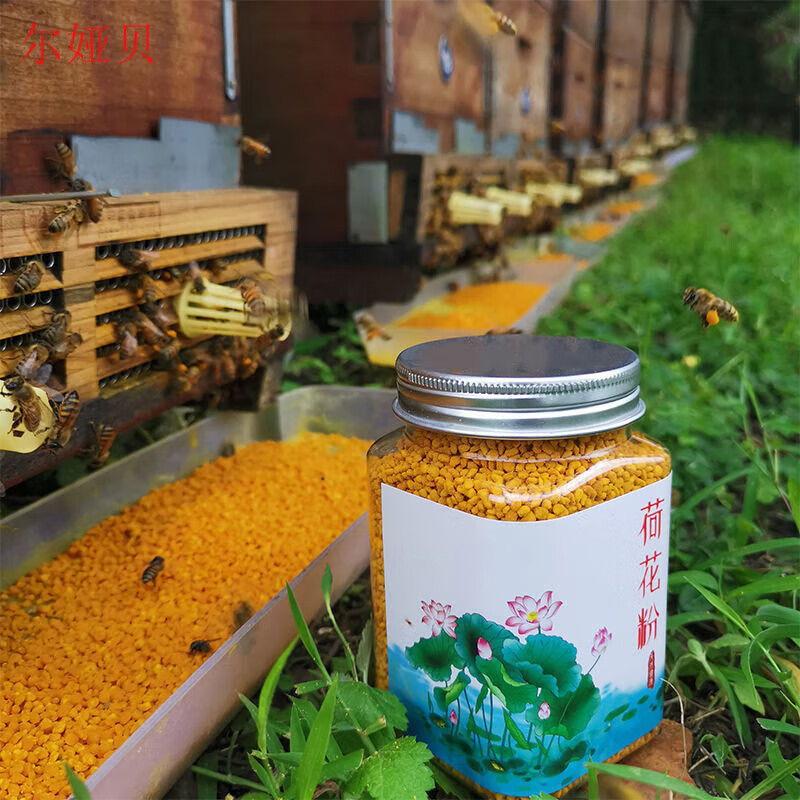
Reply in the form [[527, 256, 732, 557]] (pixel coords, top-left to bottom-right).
[[0, 0, 236, 195]]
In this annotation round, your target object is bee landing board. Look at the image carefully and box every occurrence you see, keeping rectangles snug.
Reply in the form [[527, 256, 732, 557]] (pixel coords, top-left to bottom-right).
[[0, 188, 297, 485]]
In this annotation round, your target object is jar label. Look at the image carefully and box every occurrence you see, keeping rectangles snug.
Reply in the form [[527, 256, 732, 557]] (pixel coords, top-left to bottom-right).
[[381, 474, 672, 796]]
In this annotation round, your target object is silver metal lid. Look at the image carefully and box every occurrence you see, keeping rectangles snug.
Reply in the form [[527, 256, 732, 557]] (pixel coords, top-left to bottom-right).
[[393, 335, 645, 438]]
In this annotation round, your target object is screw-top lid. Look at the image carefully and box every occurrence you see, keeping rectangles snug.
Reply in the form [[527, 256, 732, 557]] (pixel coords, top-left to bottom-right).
[[393, 335, 645, 438]]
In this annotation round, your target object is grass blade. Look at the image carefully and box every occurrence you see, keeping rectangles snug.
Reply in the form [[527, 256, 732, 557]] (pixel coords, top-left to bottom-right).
[[739, 755, 800, 800], [286, 583, 331, 681], [758, 718, 800, 736], [63, 763, 92, 800], [685, 578, 749, 635], [258, 637, 299, 757], [296, 678, 338, 800], [320, 565, 358, 681], [729, 574, 800, 600], [194, 752, 219, 800], [585, 762, 714, 799], [356, 617, 374, 684], [191, 766, 274, 794]]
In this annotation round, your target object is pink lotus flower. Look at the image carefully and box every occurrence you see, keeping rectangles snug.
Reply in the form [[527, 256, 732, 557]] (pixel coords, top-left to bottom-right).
[[591, 627, 612, 657], [421, 600, 457, 639], [538, 702, 551, 720], [477, 637, 492, 660], [505, 592, 563, 636], [449, 709, 458, 725]]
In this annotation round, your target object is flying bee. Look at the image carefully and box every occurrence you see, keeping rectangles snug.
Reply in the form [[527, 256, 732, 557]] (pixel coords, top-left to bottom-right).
[[141, 555, 165, 585], [356, 312, 391, 341], [67, 176, 105, 223], [550, 119, 566, 135], [136, 274, 159, 304], [15, 344, 50, 381], [47, 390, 81, 448], [233, 601, 254, 631], [45, 142, 77, 181], [683, 287, 739, 328], [12, 259, 44, 295], [237, 136, 271, 163], [88, 422, 116, 469], [457, 1, 516, 37], [115, 321, 140, 359], [118, 246, 158, 273], [239, 277, 267, 319], [2, 375, 47, 435], [186, 261, 205, 293], [48, 199, 85, 235]]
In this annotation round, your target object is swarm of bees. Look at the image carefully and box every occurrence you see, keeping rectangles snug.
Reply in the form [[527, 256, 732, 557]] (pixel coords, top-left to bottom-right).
[[683, 287, 739, 328], [237, 136, 271, 164], [45, 142, 105, 234]]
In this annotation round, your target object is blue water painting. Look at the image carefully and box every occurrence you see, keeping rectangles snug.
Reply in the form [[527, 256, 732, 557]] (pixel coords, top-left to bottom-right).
[[388, 644, 663, 797]]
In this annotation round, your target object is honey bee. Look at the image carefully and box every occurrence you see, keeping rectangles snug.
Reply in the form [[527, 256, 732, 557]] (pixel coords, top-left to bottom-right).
[[48, 331, 82, 361], [48, 200, 85, 235], [37, 310, 71, 350], [154, 336, 181, 368], [683, 287, 739, 328], [550, 119, 567, 135], [486, 327, 523, 335], [233, 601, 254, 631], [12, 259, 44, 295], [237, 136, 271, 163], [136, 274, 159, 304], [356, 312, 391, 341], [446, 280, 461, 293], [208, 257, 230, 279], [187, 261, 205, 293], [116, 321, 140, 359], [720, 225, 730, 235], [141, 555, 165, 585], [47, 390, 81, 448], [2, 375, 47, 435], [15, 344, 50, 381], [118, 246, 157, 273], [239, 277, 267, 319], [132, 311, 168, 345], [68, 176, 104, 223], [88, 422, 116, 469], [189, 639, 220, 655], [140, 301, 173, 330], [45, 142, 77, 181], [458, 0, 516, 38]]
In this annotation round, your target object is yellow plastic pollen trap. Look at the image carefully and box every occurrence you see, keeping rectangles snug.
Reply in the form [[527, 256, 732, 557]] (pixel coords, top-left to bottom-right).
[[619, 158, 654, 177], [174, 277, 293, 340], [484, 186, 533, 217], [524, 181, 583, 207], [578, 167, 621, 187], [0, 383, 56, 453], [447, 191, 504, 226]]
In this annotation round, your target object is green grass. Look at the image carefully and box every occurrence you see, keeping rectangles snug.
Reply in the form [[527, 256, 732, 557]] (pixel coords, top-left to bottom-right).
[[537, 135, 800, 794]]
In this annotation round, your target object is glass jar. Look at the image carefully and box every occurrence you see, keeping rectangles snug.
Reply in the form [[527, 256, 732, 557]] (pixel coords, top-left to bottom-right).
[[367, 335, 672, 799]]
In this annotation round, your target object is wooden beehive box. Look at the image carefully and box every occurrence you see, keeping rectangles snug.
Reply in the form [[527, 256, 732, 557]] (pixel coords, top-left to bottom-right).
[[671, 1, 695, 124], [0, 188, 296, 486], [600, 0, 649, 148], [644, 0, 675, 126], [490, 0, 553, 156]]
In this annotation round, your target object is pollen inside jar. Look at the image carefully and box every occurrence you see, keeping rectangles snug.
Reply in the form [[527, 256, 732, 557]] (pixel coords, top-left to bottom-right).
[[367, 335, 672, 799]]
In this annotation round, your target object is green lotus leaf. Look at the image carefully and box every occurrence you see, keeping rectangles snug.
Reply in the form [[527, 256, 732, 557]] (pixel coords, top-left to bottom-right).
[[479, 657, 542, 713], [525, 673, 600, 740], [453, 613, 516, 683], [541, 739, 589, 776], [406, 633, 463, 682], [502, 635, 582, 697]]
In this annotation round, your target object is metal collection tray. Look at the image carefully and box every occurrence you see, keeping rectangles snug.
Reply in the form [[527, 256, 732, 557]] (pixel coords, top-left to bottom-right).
[[1, 386, 397, 800]]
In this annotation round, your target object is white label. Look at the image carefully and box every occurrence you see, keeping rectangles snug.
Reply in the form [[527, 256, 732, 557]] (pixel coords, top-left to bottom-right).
[[382, 475, 671, 797]]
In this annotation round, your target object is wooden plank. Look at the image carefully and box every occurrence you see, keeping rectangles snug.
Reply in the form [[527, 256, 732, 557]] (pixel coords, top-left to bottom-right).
[[92, 235, 265, 280], [0, 0, 230, 195], [0, 306, 52, 339], [391, 0, 484, 124], [649, 0, 674, 65], [601, 57, 642, 143], [388, 169, 406, 240], [491, 0, 552, 148], [605, 0, 648, 62], [646, 63, 670, 123], [566, 0, 600, 44], [561, 30, 595, 141]]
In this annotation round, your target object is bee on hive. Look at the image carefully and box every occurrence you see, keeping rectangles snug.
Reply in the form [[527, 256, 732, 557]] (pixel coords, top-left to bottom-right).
[[140, 301, 173, 330], [132, 310, 168, 345], [88, 422, 116, 469], [2, 375, 49, 435], [11, 259, 44, 295], [239, 276, 267, 319], [47, 390, 81, 448], [115, 321, 140, 360], [237, 135, 271, 163], [68, 176, 105, 223], [45, 142, 77, 181], [356, 312, 391, 341], [233, 601, 254, 631], [118, 246, 158, 273], [15, 344, 49, 381], [186, 261, 205, 293], [141, 555, 165, 585], [136, 274, 159, 304], [683, 287, 739, 328], [208, 257, 229, 280], [154, 335, 181, 369], [48, 199, 85, 235]]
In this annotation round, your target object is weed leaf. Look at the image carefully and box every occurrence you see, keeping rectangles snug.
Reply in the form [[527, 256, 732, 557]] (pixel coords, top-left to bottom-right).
[[344, 737, 434, 800], [296, 678, 338, 800]]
